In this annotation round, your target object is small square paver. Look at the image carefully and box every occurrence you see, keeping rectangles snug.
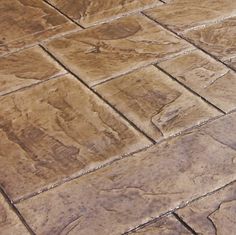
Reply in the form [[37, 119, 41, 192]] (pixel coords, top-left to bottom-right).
[[177, 181, 236, 235], [0, 0, 78, 56], [44, 14, 192, 86], [47, 0, 163, 27], [0, 46, 66, 96], [0, 75, 150, 202], [16, 112, 236, 235], [95, 66, 220, 140], [159, 50, 236, 112], [0, 193, 30, 235], [144, 0, 236, 32]]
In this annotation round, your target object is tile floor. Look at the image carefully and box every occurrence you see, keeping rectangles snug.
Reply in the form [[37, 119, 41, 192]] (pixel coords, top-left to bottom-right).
[[0, 0, 236, 234]]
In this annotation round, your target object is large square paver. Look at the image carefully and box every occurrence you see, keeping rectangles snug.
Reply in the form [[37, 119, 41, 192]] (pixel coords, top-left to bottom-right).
[[0, 0, 78, 56], [0, 46, 66, 96], [47, 0, 162, 27], [44, 14, 192, 86], [95, 66, 220, 140], [0, 75, 150, 202]]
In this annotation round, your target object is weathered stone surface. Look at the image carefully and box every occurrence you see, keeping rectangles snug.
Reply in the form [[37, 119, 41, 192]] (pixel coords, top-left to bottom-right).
[[95, 66, 220, 140], [0, 46, 66, 96], [0, 75, 150, 202], [184, 17, 236, 62], [47, 0, 162, 27], [130, 215, 192, 234], [0, 0, 78, 56], [225, 56, 236, 70], [177, 181, 236, 235], [17, 112, 236, 235], [145, 0, 236, 32], [0, 193, 29, 235], [44, 14, 192, 86], [159, 50, 236, 112]]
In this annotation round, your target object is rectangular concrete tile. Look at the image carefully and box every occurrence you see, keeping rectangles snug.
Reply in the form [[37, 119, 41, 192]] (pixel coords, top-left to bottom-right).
[[0, 193, 30, 235], [0, 46, 66, 96], [16, 112, 236, 235], [0, 74, 150, 202], [0, 0, 78, 56], [177, 181, 236, 235], [95, 66, 220, 140], [184, 17, 236, 62], [44, 14, 193, 86], [144, 0, 236, 32], [159, 50, 236, 112], [130, 215, 192, 234], [47, 0, 163, 27]]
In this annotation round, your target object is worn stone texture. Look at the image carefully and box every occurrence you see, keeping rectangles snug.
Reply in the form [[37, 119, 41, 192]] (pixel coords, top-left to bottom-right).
[[47, 0, 163, 27], [0, 0, 78, 56], [159, 50, 236, 112], [16, 112, 236, 235], [44, 14, 192, 86], [225, 56, 236, 70], [131, 215, 192, 234], [177, 181, 236, 235], [0, 193, 30, 235], [95, 66, 220, 140], [0, 75, 150, 202], [0, 46, 66, 96], [145, 0, 236, 32], [184, 17, 236, 62]]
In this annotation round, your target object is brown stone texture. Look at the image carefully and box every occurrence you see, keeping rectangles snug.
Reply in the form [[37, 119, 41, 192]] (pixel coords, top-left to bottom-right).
[[16, 112, 236, 235], [131, 216, 192, 234], [184, 17, 236, 62], [95, 66, 220, 140], [0, 46, 66, 96], [144, 0, 236, 32], [47, 0, 163, 27], [0, 75, 150, 202], [177, 181, 236, 235], [159, 50, 236, 112], [225, 56, 236, 70], [0, 193, 29, 235], [0, 0, 78, 56], [44, 14, 193, 86]]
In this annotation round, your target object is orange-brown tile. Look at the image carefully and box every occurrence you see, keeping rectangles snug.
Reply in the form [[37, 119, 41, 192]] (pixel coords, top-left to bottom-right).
[[145, 0, 236, 32], [0, 0, 78, 56], [159, 50, 236, 112], [0, 75, 150, 202], [184, 17, 236, 62], [131, 216, 191, 234], [177, 181, 236, 235], [95, 66, 220, 140], [0, 193, 30, 235], [47, 0, 163, 27], [17, 112, 236, 235], [0, 46, 66, 96], [44, 14, 193, 86]]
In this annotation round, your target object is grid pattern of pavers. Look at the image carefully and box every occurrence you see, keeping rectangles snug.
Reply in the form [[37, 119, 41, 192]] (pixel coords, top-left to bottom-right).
[[0, 0, 236, 234]]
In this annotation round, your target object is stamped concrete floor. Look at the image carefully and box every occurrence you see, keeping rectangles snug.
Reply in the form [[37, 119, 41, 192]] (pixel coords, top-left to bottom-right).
[[0, 0, 236, 234]]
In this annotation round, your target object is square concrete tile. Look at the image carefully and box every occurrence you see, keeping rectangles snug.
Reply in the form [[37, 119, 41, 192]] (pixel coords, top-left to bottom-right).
[[0, 75, 150, 202], [47, 0, 163, 27], [0, 0, 78, 56], [144, 0, 236, 32], [95, 66, 220, 140], [44, 14, 192, 86], [16, 112, 236, 235], [159, 50, 236, 112], [177, 181, 236, 235], [0, 46, 66, 96]]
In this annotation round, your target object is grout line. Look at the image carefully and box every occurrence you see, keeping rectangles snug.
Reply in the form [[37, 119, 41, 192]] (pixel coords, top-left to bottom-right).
[[173, 213, 198, 235], [141, 12, 236, 73], [159, 0, 167, 4], [0, 187, 35, 234], [42, 0, 85, 29], [154, 64, 226, 114]]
